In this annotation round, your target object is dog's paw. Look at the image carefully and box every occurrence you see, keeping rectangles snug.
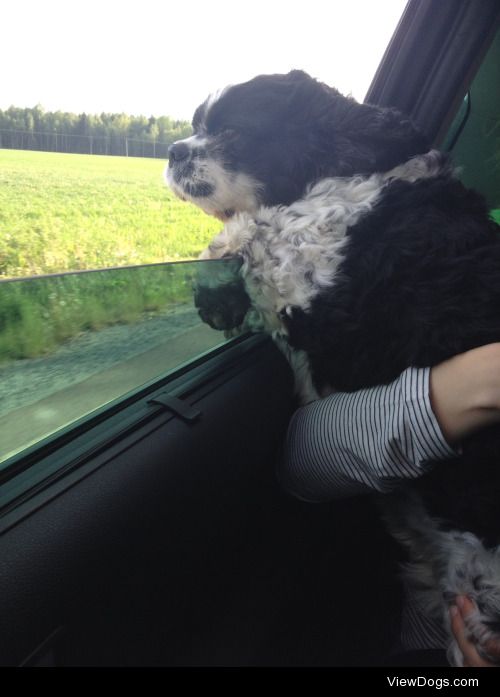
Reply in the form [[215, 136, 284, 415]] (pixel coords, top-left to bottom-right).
[[224, 326, 245, 339], [193, 256, 252, 331], [194, 280, 252, 331], [278, 305, 297, 321]]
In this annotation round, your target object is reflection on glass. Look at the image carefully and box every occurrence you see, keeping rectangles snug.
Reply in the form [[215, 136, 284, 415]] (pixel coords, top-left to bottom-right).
[[0, 260, 235, 465]]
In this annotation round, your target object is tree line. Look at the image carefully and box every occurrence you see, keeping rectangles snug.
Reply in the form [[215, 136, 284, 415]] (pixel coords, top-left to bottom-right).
[[0, 105, 192, 158]]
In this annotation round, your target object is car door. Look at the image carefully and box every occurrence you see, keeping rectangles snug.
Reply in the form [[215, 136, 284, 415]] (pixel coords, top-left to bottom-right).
[[1, 0, 499, 667]]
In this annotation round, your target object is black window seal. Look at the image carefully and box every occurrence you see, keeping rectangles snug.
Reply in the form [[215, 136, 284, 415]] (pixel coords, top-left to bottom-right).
[[365, 0, 500, 145]]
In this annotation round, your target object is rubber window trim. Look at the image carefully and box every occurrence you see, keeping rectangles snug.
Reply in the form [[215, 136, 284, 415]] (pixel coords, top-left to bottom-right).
[[365, 0, 500, 144]]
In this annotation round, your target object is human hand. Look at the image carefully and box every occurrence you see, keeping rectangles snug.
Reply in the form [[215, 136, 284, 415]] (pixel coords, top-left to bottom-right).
[[450, 596, 500, 667]]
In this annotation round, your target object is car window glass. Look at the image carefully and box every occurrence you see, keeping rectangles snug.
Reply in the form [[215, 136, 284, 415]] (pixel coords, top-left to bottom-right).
[[0, 259, 235, 465]]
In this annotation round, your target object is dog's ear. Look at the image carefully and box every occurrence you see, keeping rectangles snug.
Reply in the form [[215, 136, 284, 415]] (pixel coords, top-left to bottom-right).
[[277, 74, 429, 175], [322, 96, 430, 175], [355, 102, 430, 171], [286, 69, 312, 82]]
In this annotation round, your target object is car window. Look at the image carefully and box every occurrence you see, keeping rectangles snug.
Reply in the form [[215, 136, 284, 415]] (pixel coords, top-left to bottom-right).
[[441, 26, 500, 218], [0, 259, 235, 465]]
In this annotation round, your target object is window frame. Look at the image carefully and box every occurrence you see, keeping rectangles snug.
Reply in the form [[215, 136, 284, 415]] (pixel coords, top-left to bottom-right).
[[365, 0, 500, 144]]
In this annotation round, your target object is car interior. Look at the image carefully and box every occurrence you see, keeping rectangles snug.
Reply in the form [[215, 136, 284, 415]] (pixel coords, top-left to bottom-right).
[[1, 0, 499, 667]]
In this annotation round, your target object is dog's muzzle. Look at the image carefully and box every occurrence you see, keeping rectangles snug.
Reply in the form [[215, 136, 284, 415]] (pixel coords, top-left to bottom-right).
[[166, 139, 217, 201]]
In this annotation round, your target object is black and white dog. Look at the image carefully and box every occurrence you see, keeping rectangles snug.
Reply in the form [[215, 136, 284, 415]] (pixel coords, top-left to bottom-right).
[[166, 70, 500, 665]]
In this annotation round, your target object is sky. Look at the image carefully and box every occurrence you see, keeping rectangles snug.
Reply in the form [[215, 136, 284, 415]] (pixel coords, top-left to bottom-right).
[[0, 0, 408, 121]]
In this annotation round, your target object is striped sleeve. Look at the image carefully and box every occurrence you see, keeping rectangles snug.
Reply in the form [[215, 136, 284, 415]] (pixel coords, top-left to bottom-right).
[[279, 366, 457, 502]]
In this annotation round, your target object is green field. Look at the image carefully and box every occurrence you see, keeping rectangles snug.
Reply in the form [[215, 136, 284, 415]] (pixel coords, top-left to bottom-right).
[[0, 148, 221, 277]]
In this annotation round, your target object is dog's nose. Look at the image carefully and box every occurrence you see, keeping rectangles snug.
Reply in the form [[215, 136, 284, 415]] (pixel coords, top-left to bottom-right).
[[168, 141, 190, 164]]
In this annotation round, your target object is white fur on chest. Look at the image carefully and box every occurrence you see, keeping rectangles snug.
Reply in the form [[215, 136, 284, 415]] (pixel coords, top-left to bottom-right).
[[201, 175, 380, 330], [201, 152, 445, 333]]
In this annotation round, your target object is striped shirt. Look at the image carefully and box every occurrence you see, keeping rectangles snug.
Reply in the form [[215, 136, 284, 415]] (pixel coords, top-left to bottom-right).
[[281, 366, 455, 502], [280, 365, 457, 656]]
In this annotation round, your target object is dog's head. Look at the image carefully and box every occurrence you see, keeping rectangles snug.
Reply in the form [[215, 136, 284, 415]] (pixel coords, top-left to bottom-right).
[[166, 70, 429, 218]]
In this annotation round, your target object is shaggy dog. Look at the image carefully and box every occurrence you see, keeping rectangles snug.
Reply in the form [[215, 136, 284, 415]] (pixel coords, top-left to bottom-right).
[[166, 70, 500, 665]]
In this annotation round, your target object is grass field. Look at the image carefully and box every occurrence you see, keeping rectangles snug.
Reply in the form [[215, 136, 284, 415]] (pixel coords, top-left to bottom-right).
[[0, 148, 221, 277], [0, 148, 223, 361]]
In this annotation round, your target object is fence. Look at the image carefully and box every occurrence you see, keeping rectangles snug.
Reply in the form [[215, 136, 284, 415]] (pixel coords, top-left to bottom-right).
[[0, 128, 172, 159]]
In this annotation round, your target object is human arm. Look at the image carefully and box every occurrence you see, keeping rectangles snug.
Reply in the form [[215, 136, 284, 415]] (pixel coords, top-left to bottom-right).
[[429, 343, 500, 444], [279, 344, 500, 502]]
